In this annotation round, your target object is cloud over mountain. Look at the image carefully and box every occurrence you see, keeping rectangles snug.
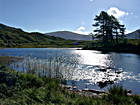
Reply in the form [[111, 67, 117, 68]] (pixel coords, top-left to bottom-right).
[[74, 26, 89, 35]]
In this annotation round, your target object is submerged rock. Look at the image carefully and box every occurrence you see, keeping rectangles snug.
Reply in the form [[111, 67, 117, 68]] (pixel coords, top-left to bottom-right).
[[97, 80, 114, 88], [82, 89, 106, 94]]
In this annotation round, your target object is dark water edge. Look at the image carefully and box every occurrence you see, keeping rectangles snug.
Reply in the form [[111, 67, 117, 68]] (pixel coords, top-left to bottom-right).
[[82, 47, 140, 55]]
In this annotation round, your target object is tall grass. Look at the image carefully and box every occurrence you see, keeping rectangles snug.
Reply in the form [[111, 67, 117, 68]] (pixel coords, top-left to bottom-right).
[[108, 85, 127, 96], [105, 85, 135, 105], [10, 55, 79, 83], [0, 68, 140, 105]]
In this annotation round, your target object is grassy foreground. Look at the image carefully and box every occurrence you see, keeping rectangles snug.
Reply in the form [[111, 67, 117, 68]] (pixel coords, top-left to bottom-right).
[[0, 57, 140, 105], [0, 65, 105, 105]]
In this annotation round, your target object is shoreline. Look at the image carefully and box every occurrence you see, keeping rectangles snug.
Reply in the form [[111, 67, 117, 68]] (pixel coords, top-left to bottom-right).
[[0, 56, 139, 95], [0, 56, 140, 104], [0, 47, 139, 55], [82, 47, 140, 55]]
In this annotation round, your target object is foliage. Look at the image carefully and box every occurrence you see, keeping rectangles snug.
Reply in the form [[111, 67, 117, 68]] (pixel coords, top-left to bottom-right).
[[104, 85, 138, 105], [93, 11, 126, 46], [83, 11, 140, 54], [108, 85, 128, 96], [83, 38, 140, 54]]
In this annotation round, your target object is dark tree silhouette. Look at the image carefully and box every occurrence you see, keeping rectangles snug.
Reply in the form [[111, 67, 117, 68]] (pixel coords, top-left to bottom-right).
[[93, 11, 126, 46]]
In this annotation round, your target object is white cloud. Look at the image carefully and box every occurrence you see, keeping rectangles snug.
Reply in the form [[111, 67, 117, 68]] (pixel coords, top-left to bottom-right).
[[125, 30, 131, 34], [77, 26, 86, 31], [74, 26, 89, 35], [107, 7, 128, 18], [125, 29, 136, 34]]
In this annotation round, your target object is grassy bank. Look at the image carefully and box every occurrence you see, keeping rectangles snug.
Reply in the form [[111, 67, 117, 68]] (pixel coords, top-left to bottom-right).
[[0, 65, 140, 105], [83, 39, 140, 54], [6, 40, 91, 48], [0, 65, 105, 105], [0, 56, 140, 105]]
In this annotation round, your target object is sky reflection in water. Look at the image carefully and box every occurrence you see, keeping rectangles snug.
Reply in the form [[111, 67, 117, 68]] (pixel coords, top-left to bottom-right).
[[0, 48, 140, 94]]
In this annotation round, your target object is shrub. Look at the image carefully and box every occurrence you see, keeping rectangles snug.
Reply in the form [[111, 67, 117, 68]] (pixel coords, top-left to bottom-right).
[[108, 85, 127, 96], [106, 85, 136, 105]]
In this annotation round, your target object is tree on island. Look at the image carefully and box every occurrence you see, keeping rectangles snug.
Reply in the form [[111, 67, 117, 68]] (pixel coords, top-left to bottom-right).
[[92, 11, 126, 47]]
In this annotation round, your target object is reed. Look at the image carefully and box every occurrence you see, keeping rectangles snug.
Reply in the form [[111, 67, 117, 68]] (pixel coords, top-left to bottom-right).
[[10, 55, 79, 83]]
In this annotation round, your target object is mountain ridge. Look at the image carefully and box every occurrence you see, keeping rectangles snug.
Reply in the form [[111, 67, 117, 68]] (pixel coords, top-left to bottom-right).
[[0, 23, 90, 48], [47, 29, 140, 40], [126, 29, 140, 39], [46, 31, 93, 41]]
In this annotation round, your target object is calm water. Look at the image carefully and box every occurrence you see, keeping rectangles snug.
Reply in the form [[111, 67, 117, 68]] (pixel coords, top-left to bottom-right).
[[0, 48, 140, 94]]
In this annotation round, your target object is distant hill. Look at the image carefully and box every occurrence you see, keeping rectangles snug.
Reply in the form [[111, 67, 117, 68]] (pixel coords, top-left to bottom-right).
[[0, 23, 66, 47], [46, 31, 93, 40], [0, 23, 90, 48], [126, 29, 140, 39]]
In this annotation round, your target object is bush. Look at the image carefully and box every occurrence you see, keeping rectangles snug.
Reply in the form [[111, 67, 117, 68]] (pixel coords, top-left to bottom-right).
[[108, 85, 127, 96], [18, 73, 44, 88], [105, 85, 137, 105]]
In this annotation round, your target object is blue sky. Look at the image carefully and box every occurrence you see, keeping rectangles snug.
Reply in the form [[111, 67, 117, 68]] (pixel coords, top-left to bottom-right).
[[0, 0, 140, 34]]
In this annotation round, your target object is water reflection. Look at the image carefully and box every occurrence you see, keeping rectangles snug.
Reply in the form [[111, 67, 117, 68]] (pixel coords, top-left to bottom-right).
[[9, 51, 128, 91], [74, 50, 114, 67], [0, 48, 140, 94]]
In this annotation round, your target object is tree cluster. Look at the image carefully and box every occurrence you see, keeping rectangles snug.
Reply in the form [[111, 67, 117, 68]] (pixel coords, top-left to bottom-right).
[[93, 11, 126, 46]]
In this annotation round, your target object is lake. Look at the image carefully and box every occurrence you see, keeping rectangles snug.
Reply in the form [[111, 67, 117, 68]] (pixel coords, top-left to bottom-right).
[[0, 48, 140, 94]]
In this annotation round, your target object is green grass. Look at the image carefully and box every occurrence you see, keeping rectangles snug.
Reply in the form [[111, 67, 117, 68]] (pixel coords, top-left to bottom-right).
[[0, 67, 105, 105], [104, 85, 140, 105], [9, 40, 91, 48], [0, 57, 140, 105]]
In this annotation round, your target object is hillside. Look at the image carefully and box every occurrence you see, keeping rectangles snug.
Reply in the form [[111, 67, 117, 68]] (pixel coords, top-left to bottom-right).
[[0, 24, 90, 48], [126, 29, 140, 39], [46, 31, 93, 40]]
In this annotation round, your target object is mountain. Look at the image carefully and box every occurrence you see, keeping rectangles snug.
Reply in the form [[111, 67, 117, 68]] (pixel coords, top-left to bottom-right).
[[0, 23, 66, 47], [126, 29, 140, 39], [0, 23, 89, 48], [46, 31, 93, 40]]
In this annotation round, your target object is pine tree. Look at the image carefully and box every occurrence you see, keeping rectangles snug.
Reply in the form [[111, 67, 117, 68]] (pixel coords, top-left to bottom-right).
[[93, 11, 126, 46]]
